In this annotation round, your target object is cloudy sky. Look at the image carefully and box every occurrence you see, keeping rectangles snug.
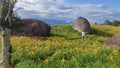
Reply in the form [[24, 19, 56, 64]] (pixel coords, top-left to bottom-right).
[[14, 0, 120, 25]]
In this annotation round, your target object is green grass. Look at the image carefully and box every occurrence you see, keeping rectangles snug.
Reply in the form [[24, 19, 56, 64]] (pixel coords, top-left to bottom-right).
[[1, 24, 120, 68]]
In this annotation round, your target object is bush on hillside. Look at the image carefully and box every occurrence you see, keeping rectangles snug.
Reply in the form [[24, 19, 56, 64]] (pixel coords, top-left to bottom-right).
[[104, 20, 111, 25], [103, 20, 120, 26], [111, 20, 120, 26]]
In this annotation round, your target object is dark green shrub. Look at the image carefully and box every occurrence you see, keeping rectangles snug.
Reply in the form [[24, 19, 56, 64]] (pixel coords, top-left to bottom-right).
[[104, 20, 111, 25], [10, 14, 24, 29]]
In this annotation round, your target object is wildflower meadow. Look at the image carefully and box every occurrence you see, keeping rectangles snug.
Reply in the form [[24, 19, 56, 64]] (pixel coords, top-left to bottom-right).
[[0, 24, 120, 68]]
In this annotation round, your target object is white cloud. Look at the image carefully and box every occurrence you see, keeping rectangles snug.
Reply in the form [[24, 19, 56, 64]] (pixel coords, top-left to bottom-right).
[[14, 0, 120, 24]]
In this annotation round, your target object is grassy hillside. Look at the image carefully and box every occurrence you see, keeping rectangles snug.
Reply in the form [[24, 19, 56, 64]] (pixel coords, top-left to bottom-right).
[[1, 24, 120, 68]]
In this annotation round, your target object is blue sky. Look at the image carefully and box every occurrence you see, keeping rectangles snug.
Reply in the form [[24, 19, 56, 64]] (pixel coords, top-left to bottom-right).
[[65, 0, 120, 8], [14, 0, 120, 25]]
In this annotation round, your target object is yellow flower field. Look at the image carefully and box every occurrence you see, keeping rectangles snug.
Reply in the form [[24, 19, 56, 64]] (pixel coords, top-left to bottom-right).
[[0, 24, 120, 68]]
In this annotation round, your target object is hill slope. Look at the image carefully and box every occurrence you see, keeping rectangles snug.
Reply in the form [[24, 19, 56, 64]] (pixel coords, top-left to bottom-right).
[[1, 24, 120, 68]]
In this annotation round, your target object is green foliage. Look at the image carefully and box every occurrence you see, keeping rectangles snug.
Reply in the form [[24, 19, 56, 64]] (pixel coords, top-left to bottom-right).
[[104, 20, 111, 25], [10, 14, 24, 29], [111, 20, 120, 26], [104, 20, 120, 26], [13, 0, 17, 4]]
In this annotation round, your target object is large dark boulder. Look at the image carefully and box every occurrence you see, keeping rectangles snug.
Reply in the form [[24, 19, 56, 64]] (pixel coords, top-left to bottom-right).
[[104, 34, 120, 47], [11, 19, 51, 36], [73, 17, 91, 33]]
